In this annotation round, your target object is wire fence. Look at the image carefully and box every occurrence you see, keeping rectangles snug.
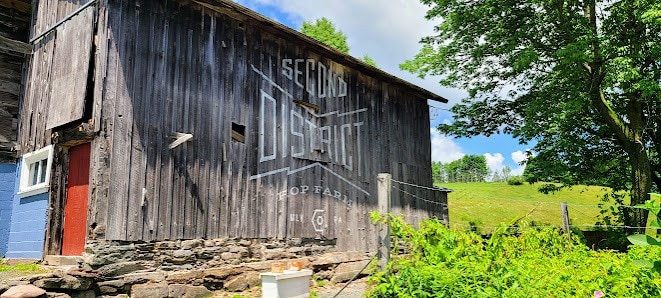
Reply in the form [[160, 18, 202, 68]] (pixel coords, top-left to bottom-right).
[[391, 184, 447, 206], [387, 177, 649, 232]]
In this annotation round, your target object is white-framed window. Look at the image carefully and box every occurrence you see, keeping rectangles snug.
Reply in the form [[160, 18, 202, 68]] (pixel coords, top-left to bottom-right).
[[18, 145, 54, 198]]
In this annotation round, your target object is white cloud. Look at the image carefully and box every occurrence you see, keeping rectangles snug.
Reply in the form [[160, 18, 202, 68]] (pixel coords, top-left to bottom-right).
[[484, 153, 505, 174], [235, 0, 467, 104], [511, 150, 527, 164], [484, 151, 528, 178], [430, 129, 464, 163], [510, 150, 528, 176]]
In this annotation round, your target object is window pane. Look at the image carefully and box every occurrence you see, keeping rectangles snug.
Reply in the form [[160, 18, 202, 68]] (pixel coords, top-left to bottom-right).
[[39, 158, 48, 183], [19, 146, 54, 195], [31, 161, 39, 186]]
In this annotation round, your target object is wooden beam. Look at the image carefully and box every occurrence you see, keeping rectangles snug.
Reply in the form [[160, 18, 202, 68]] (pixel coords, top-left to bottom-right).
[[0, 148, 17, 162], [293, 100, 320, 113], [0, 113, 16, 143], [0, 97, 19, 109], [0, 79, 20, 95], [0, 34, 30, 54], [52, 122, 96, 148], [0, 0, 30, 14], [0, 65, 22, 82], [0, 18, 30, 36]]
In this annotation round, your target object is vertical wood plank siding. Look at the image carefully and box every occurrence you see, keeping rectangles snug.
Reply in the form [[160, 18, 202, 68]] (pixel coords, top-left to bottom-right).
[[0, 0, 30, 161], [43, 146, 69, 255], [89, 0, 442, 250], [19, 0, 93, 152], [20, 0, 96, 254], [44, 6, 94, 130], [21, 0, 444, 252]]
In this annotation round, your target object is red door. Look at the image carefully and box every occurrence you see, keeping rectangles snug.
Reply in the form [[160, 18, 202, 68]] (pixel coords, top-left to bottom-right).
[[62, 143, 91, 255]]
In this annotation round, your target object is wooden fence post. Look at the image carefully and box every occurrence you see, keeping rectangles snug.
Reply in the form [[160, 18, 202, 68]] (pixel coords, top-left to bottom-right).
[[377, 173, 391, 271], [561, 202, 570, 238]]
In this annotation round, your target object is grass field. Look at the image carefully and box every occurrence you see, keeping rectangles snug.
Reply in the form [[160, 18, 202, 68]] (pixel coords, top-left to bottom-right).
[[438, 182, 626, 232]]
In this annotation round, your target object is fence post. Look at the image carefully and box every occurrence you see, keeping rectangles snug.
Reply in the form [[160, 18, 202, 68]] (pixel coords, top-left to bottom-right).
[[561, 202, 570, 238], [377, 173, 391, 271]]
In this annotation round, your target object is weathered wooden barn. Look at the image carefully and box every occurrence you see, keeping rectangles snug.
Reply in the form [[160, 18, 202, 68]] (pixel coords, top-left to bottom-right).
[[0, 0, 31, 258], [5, 0, 448, 260]]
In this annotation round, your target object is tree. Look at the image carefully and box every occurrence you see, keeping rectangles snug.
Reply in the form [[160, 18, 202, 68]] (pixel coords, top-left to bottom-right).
[[361, 54, 379, 68], [402, 0, 661, 228], [300, 17, 350, 54], [523, 152, 630, 190], [431, 161, 445, 184], [501, 166, 512, 181], [301, 18, 380, 68], [491, 171, 501, 182], [444, 155, 489, 182]]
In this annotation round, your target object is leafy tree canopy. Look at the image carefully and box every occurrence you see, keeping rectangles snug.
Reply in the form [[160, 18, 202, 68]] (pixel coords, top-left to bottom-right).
[[445, 155, 489, 182], [403, 0, 661, 227], [301, 18, 380, 68], [300, 17, 350, 54], [361, 54, 379, 68], [432, 161, 445, 183]]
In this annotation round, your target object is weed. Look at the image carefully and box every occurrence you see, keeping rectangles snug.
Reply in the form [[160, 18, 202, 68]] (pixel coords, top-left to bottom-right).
[[312, 275, 327, 287], [0, 261, 46, 274], [369, 215, 661, 297], [628, 193, 661, 270]]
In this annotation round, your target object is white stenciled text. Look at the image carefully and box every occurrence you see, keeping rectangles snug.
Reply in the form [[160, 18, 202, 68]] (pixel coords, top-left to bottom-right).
[[282, 58, 347, 99]]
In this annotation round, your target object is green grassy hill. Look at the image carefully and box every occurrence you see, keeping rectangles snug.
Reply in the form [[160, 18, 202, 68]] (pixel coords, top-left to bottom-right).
[[438, 182, 623, 232]]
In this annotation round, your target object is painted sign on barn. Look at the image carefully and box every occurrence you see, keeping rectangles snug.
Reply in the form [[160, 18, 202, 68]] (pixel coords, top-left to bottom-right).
[[250, 57, 370, 236], [252, 58, 367, 188]]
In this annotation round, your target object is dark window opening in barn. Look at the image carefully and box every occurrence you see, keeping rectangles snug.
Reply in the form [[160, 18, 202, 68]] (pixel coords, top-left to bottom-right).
[[231, 122, 246, 143]]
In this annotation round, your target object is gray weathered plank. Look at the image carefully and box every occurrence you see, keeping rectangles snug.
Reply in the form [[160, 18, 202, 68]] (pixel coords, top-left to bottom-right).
[[45, 6, 95, 130]]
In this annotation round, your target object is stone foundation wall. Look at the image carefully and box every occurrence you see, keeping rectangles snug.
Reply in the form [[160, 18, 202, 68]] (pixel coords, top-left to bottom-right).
[[1, 238, 373, 297], [83, 238, 341, 271]]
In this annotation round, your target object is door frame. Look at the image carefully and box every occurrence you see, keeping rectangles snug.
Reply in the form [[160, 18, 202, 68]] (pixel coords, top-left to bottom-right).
[[43, 142, 92, 257], [61, 142, 91, 255]]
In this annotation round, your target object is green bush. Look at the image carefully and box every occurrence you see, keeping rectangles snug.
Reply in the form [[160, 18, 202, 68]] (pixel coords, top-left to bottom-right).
[[507, 176, 524, 185], [369, 215, 661, 297]]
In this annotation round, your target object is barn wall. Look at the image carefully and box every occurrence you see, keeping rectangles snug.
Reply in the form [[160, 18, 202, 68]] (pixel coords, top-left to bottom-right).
[[18, 0, 93, 153], [88, 0, 441, 252], [0, 163, 16, 256], [4, 162, 48, 259], [15, 0, 98, 256], [0, 0, 30, 162]]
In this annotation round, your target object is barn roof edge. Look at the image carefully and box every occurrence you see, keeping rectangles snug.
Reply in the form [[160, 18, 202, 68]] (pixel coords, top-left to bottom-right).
[[190, 0, 448, 104]]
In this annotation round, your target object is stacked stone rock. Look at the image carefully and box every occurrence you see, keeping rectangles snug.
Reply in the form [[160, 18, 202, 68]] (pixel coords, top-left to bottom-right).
[[0, 238, 373, 297], [1, 267, 97, 298]]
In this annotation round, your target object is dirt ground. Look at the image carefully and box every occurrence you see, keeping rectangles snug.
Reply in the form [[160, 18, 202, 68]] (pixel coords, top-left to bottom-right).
[[212, 277, 370, 297], [316, 277, 369, 298]]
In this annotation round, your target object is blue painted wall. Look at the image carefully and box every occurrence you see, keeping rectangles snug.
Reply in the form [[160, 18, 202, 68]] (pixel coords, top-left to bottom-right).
[[4, 163, 48, 259], [0, 163, 17, 257]]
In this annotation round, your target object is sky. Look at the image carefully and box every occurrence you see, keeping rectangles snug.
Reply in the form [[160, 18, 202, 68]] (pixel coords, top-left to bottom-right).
[[234, 0, 531, 176]]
